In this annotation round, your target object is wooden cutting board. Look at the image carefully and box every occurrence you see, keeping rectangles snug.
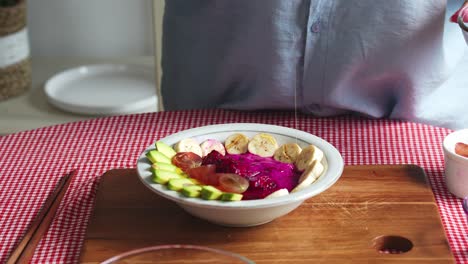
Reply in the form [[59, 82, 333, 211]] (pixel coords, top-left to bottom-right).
[[80, 165, 455, 263]]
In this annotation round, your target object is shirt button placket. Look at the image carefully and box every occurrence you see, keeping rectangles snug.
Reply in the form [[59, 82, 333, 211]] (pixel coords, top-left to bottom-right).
[[310, 20, 321, 33]]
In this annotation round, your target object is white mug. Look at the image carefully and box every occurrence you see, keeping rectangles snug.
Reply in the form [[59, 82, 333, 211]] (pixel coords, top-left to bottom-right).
[[443, 129, 468, 198]]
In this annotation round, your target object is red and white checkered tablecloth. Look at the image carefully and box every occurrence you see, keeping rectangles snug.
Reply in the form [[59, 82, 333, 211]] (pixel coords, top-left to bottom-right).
[[0, 109, 465, 263]]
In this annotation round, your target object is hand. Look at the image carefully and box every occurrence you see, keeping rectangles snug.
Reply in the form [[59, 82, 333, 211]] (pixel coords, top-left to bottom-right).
[[450, 0, 468, 23]]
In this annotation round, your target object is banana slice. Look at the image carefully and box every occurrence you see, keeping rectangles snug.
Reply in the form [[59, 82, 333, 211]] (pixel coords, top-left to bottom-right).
[[225, 133, 250, 154], [291, 160, 324, 193], [273, 143, 302, 164], [294, 144, 324, 171], [174, 138, 203, 157], [265, 188, 289, 199], [200, 139, 226, 156], [247, 133, 279, 157]]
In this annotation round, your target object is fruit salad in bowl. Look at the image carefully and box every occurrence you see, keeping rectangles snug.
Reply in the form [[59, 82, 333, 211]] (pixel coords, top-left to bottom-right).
[[136, 123, 344, 227]]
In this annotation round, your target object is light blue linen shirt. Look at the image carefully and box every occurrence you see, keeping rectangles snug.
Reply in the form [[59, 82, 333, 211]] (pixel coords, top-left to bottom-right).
[[161, 0, 468, 129]]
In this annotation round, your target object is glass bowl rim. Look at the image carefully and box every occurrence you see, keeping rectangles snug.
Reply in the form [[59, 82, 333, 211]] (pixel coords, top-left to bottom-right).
[[100, 244, 255, 264]]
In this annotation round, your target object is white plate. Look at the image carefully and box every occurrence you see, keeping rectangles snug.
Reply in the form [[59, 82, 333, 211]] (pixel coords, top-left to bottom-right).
[[44, 64, 157, 115]]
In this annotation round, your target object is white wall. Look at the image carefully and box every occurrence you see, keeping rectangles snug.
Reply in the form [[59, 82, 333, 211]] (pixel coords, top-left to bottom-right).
[[27, 0, 156, 58]]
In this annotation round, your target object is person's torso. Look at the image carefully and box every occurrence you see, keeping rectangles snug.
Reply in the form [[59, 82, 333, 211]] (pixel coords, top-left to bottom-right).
[[162, 0, 464, 120]]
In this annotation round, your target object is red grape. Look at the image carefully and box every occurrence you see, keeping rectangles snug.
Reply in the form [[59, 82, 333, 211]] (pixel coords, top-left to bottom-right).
[[217, 173, 249, 194], [186, 164, 219, 185], [172, 152, 202, 172]]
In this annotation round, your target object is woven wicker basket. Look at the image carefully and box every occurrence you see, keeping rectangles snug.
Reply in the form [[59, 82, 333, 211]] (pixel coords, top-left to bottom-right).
[[0, 0, 31, 101]]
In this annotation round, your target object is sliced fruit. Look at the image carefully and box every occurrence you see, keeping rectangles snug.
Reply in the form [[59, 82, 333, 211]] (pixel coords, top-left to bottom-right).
[[225, 133, 250, 154], [181, 185, 203, 198], [172, 152, 203, 172], [152, 169, 183, 184], [151, 162, 183, 174], [167, 178, 196, 191], [247, 133, 279, 157], [291, 160, 324, 193], [150, 165, 183, 178], [265, 188, 289, 198], [146, 150, 171, 164], [295, 144, 324, 171], [218, 173, 249, 194], [253, 175, 278, 192], [221, 192, 243, 201], [186, 164, 218, 185], [174, 138, 203, 157], [200, 185, 224, 200], [187, 177, 202, 185], [200, 139, 226, 157], [273, 143, 302, 164], [156, 141, 177, 159], [201, 150, 224, 166]]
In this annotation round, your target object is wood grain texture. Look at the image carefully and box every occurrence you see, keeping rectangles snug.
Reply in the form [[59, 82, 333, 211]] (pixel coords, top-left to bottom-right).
[[80, 165, 454, 264]]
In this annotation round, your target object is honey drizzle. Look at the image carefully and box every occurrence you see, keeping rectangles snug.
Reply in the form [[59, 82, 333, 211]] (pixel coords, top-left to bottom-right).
[[294, 78, 298, 144]]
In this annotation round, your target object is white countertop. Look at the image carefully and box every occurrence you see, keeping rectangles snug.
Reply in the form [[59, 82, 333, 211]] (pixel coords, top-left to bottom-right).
[[0, 56, 156, 135]]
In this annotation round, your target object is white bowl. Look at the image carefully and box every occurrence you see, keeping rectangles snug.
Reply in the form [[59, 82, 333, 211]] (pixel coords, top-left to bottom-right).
[[443, 128, 468, 198], [136, 123, 344, 227]]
